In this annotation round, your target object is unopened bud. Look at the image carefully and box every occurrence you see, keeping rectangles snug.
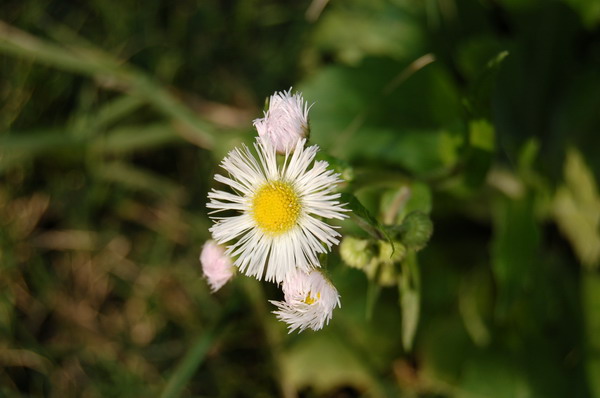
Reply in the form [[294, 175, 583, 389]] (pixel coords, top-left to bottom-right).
[[340, 236, 374, 269], [400, 211, 433, 251], [378, 240, 406, 263], [253, 88, 311, 154], [200, 240, 236, 292]]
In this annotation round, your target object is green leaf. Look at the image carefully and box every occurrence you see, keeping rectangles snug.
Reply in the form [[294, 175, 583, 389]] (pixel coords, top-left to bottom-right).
[[310, 0, 424, 64], [300, 58, 463, 175], [282, 330, 379, 395], [469, 119, 495, 152], [340, 192, 393, 247], [562, 0, 600, 28]]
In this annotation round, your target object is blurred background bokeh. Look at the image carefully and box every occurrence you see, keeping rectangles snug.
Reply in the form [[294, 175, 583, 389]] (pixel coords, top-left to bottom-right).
[[2, 0, 600, 397]]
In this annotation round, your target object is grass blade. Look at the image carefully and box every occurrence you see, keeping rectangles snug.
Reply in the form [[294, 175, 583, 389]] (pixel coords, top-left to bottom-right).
[[159, 327, 220, 398], [0, 20, 216, 147]]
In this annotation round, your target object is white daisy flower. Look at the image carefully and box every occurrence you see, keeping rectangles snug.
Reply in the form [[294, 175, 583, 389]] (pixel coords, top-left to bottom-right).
[[253, 88, 311, 154], [271, 269, 341, 333], [200, 240, 235, 292], [207, 138, 348, 283]]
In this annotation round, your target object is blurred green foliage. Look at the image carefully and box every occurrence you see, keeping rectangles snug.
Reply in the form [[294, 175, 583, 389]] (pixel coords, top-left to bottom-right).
[[2, 0, 600, 397]]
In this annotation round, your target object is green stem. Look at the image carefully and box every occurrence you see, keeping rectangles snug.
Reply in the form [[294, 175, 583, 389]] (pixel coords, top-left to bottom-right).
[[240, 278, 296, 398], [159, 324, 224, 398]]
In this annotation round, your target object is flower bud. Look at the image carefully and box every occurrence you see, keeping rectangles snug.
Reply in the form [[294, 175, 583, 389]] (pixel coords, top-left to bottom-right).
[[377, 240, 406, 263], [253, 88, 311, 154], [200, 240, 235, 292], [340, 236, 374, 269], [400, 211, 433, 251]]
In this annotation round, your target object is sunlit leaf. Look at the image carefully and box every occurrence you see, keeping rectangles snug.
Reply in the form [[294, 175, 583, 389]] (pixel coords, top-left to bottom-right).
[[552, 148, 600, 269], [562, 0, 600, 28], [300, 58, 463, 175], [310, 0, 424, 64]]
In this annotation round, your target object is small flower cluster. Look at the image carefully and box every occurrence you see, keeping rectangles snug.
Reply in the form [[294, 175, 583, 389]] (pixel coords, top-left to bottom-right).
[[200, 88, 346, 332], [339, 211, 433, 287]]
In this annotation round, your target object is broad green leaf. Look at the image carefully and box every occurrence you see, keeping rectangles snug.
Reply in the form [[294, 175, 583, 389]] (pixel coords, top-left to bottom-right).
[[404, 182, 433, 215], [300, 58, 463, 175], [282, 330, 381, 396], [348, 127, 460, 175], [310, 0, 424, 64]]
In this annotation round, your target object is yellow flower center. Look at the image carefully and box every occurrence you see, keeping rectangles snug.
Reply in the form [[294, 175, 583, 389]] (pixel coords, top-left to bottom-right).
[[252, 181, 301, 235], [304, 292, 320, 305]]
